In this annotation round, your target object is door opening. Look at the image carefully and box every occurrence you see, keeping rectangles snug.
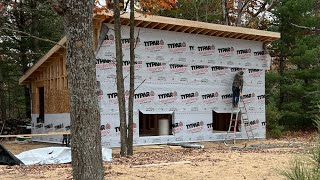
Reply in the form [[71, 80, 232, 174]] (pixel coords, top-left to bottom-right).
[[37, 87, 45, 123]]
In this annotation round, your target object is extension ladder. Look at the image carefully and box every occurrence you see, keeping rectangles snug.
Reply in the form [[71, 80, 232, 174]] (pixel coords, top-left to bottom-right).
[[224, 97, 255, 147]]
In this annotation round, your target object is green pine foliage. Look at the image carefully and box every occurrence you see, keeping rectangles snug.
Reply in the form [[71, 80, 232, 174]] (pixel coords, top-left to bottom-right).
[[0, 0, 63, 120], [270, 0, 320, 130]]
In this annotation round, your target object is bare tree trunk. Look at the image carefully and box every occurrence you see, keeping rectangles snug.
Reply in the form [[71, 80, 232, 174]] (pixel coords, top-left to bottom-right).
[[31, 0, 39, 55], [62, 0, 104, 179], [235, 0, 251, 26], [14, 0, 32, 119], [127, 0, 135, 156], [0, 69, 6, 122], [279, 45, 285, 109], [205, 0, 208, 22], [114, 0, 128, 157], [221, 0, 228, 25]]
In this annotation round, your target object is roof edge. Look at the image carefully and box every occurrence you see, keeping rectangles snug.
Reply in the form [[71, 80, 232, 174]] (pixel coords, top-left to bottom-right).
[[19, 37, 67, 84]]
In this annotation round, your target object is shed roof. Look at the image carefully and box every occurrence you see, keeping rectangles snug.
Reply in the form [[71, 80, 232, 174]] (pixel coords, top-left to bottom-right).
[[19, 13, 280, 84]]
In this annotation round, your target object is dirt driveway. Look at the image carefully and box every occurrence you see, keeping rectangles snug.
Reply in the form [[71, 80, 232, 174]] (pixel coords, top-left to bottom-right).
[[0, 138, 310, 180]]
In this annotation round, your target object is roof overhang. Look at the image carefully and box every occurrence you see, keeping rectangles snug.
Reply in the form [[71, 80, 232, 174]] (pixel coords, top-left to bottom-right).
[[19, 13, 280, 85], [94, 13, 280, 43]]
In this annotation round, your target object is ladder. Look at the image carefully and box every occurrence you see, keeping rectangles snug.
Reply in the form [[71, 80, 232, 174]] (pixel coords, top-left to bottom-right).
[[224, 97, 254, 147]]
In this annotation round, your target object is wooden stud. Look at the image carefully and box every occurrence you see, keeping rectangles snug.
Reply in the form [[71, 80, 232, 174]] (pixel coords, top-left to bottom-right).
[[221, 32, 233, 37], [159, 24, 171, 30], [185, 27, 197, 33], [166, 25, 176, 31], [201, 29, 212, 35], [193, 28, 205, 34], [141, 21, 152, 28], [241, 34, 253, 39], [215, 31, 226, 36], [135, 20, 143, 26], [145, 22, 158, 29], [229, 33, 239, 38], [208, 30, 218, 36], [179, 26, 190, 32], [150, 22, 160, 29], [157, 23, 168, 30], [171, 25, 183, 31]]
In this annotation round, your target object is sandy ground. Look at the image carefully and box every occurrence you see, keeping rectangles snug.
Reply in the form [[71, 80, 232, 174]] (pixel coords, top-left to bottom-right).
[[0, 138, 311, 180]]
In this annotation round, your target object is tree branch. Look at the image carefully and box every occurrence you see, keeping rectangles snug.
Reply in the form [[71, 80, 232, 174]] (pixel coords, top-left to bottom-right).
[[290, 23, 320, 31], [1, 27, 66, 48]]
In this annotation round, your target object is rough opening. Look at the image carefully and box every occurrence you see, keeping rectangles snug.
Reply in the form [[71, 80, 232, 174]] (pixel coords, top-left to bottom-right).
[[139, 111, 173, 137], [37, 87, 45, 123], [212, 111, 241, 132]]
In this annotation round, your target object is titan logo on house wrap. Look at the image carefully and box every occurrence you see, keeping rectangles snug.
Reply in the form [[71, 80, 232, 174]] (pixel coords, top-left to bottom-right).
[[261, 121, 266, 126], [218, 46, 234, 58], [207, 123, 213, 131], [254, 50, 268, 60], [121, 37, 140, 49], [191, 65, 209, 75], [167, 42, 187, 53], [202, 92, 219, 104], [115, 123, 137, 135], [102, 34, 114, 45], [65, 125, 70, 131], [197, 45, 215, 56], [107, 92, 118, 104], [146, 62, 166, 73], [257, 94, 265, 104], [169, 64, 188, 73], [236, 48, 252, 59], [248, 69, 263, 77], [172, 121, 183, 134], [134, 91, 155, 104], [144, 39, 165, 51], [186, 121, 204, 133], [96, 58, 115, 69], [242, 93, 256, 103], [122, 60, 142, 71], [211, 66, 227, 76], [181, 92, 199, 104], [44, 123, 53, 129], [55, 123, 64, 130], [230, 67, 243, 72], [101, 123, 111, 135], [244, 119, 260, 129], [158, 91, 178, 104], [221, 93, 233, 104]]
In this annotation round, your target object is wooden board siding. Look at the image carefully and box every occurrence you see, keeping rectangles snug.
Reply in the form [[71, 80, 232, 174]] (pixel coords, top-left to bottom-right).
[[31, 49, 70, 114]]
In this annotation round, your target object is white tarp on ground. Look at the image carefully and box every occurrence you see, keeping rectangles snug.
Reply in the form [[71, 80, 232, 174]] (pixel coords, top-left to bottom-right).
[[16, 147, 112, 165]]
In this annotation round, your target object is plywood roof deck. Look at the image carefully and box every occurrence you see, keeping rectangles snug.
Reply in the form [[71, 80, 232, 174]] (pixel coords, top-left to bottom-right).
[[19, 13, 280, 84]]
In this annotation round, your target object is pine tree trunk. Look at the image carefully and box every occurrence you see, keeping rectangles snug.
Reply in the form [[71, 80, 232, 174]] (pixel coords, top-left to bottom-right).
[[0, 69, 6, 122], [63, 1, 104, 179], [31, 0, 39, 55], [114, 0, 128, 156], [221, 0, 228, 25], [127, 0, 135, 156]]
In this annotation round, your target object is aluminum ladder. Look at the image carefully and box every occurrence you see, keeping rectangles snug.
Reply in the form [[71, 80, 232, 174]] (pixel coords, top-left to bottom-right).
[[224, 97, 254, 147]]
